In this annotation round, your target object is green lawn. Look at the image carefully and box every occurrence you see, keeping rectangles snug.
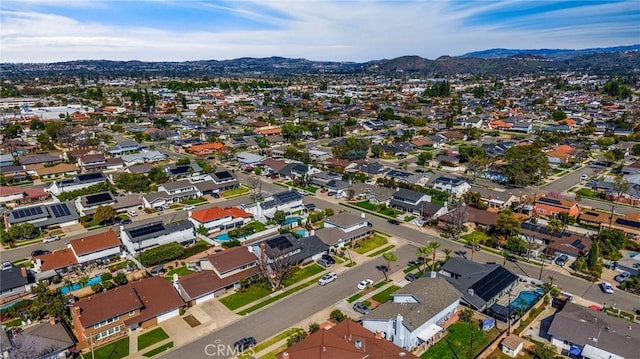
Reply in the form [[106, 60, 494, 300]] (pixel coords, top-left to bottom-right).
[[220, 282, 272, 310], [372, 285, 399, 303], [2, 318, 23, 328], [238, 275, 325, 315], [138, 328, 169, 351], [164, 266, 194, 280], [222, 186, 250, 198], [353, 235, 389, 255], [85, 337, 129, 359], [237, 328, 304, 359], [143, 342, 173, 357], [244, 221, 266, 232], [355, 201, 376, 211], [421, 322, 499, 359], [367, 245, 396, 257], [461, 230, 490, 244], [354, 201, 400, 217], [181, 197, 208, 205], [283, 264, 324, 287], [283, 181, 318, 193]]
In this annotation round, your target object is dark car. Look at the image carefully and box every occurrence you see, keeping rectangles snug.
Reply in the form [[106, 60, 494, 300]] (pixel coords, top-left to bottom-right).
[[555, 254, 568, 266], [464, 244, 481, 251], [149, 265, 165, 276], [321, 254, 336, 265], [121, 219, 133, 225], [405, 273, 418, 282], [388, 219, 400, 225], [31, 249, 51, 257], [234, 336, 257, 352], [212, 192, 221, 198], [506, 255, 518, 263], [376, 265, 388, 273], [352, 302, 370, 315]]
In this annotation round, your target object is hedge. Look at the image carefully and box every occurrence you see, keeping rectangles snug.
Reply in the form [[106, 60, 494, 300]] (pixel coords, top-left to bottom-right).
[[139, 243, 185, 267], [180, 242, 210, 259]]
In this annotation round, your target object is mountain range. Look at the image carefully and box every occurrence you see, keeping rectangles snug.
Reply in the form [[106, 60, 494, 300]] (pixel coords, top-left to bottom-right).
[[1, 45, 638, 79]]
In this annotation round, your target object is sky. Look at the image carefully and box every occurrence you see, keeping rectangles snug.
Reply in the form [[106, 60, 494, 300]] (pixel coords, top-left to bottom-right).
[[1, 0, 639, 63]]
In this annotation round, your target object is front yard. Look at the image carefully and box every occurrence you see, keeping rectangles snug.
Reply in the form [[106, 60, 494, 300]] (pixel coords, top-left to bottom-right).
[[282, 264, 325, 287], [421, 321, 500, 359], [354, 201, 401, 218], [283, 181, 318, 193], [219, 281, 272, 310], [137, 327, 169, 351], [85, 337, 129, 359], [371, 285, 400, 304], [353, 235, 389, 255], [461, 230, 491, 245], [181, 197, 208, 205], [164, 266, 194, 280], [222, 186, 250, 198]]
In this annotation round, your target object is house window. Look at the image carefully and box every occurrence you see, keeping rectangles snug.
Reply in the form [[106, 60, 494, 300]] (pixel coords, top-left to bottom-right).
[[93, 316, 119, 329], [129, 310, 135, 316], [95, 325, 121, 341]]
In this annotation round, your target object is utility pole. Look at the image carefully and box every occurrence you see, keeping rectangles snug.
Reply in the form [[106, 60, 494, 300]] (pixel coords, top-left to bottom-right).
[[608, 205, 615, 230], [507, 289, 512, 333]]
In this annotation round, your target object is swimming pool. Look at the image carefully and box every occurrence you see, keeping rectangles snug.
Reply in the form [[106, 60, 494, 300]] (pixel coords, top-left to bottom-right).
[[283, 217, 302, 225], [60, 275, 102, 294], [214, 233, 231, 241], [294, 229, 308, 237], [511, 288, 546, 312]]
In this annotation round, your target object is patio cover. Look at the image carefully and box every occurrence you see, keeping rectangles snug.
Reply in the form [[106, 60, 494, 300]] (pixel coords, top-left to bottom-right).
[[414, 324, 443, 342], [580, 344, 624, 359]]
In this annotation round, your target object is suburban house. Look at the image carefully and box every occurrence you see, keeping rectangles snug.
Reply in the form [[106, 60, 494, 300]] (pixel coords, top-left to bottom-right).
[[142, 181, 200, 209], [120, 220, 195, 254], [0, 186, 50, 206], [18, 154, 62, 166], [256, 190, 305, 217], [71, 276, 184, 349], [276, 319, 420, 359], [578, 211, 640, 239], [431, 176, 471, 197], [389, 188, 432, 214], [440, 258, 519, 312], [438, 207, 499, 231], [472, 187, 522, 210], [32, 248, 79, 281], [0, 320, 76, 359], [259, 158, 288, 175], [385, 170, 429, 186], [310, 171, 343, 188], [501, 335, 525, 358], [420, 202, 449, 222], [277, 162, 311, 180], [361, 276, 460, 350], [120, 150, 166, 166], [25, 163, 80, 179], [77, 153, 107, 172], [0, 267, 34, 301], [533, 196, 580, 218], [547, 302, 639, 359], [520, 222, 592, 261], [350, 183, 396, 204], [74, 191, 140, 216], [165, 162, 203, 181], [0, 153, 13, 167], [346, 160, 387, 175], [46, 173, 107, 196], [178, 246, 259, 305], [67, 229, 122, 265], [316, 213, 372, 247], [5, 202, 80, 230], [248, 233, 328, 266], [209, 170, 239, 191], [107, 140, 141, 156], [236, 152, 266, 167], [188, 142, 225, 157], [188, 206, 253, 233]]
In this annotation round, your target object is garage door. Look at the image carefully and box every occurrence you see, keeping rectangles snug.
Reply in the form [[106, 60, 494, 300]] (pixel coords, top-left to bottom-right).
[[157, 309, 180, 323], [195, 292, 215, 305]]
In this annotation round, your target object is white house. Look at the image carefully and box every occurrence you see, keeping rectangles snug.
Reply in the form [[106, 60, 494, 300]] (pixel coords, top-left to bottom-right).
[[188, 206, 253, 233], [316, 212, 373, 247], [432, 176, 471, 197], [67, 229, 122, 265], [142, 181, 201, 209], [251, 190, 304, 218], [362, 276, 460, 350], [47, 173, 107, 196], [501, 335, 524, 358], [120, 150, 167, 166], [120, 220, 195, 254]]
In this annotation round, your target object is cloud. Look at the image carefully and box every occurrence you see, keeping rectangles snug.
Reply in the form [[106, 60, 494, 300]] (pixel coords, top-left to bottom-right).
[[1, 0, 638, 63]]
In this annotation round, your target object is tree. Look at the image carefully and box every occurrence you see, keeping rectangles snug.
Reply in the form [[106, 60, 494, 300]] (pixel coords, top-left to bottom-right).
[[443, 248, 452, 261], [176, 157, 191, 166], [77, 275, 90, 289], [539, 218, 562, 280], [28, 282, 69, 323], [93, 205, 116, 224], [29, 119, 45, 130], [428, 241, 440, 272], [256, 247, 295, 290], [466, 236, 480, 262], [503, 145, 549, 186], [370, 145, 382, 158], [504, 237, 528, 254], [273, 210, 286, 225], [494, 210, 522, 241], [460, 307, 473, 324], [417, 151, 431, 166], [332, 136, 370, 160], [247, 175, 263, 203], [587, 241, 599, 269], [113, 272, 128, 286], [550, 109, 567, 121], [196, 225, 208, 236], [532, 342, 556, 359], [417, 246, 432, 274], [287, 330, 307, 347], [2, 123, 22, 138], [309, 323, 320, 333], [382, 252, 397, 280], [148, 166, 168, 183], [330, 309, 346, 323], [115, 172, 151, 193], [462, 191, 487, 210], [556, 212, 575, 229], [612, 174, 630, 198], [447, 201, 469, 240], [466, 156, 488, 182]]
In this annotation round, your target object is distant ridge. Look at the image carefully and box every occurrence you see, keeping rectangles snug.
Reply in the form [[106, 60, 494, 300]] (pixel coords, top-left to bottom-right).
[[459, 44, 640, 60]]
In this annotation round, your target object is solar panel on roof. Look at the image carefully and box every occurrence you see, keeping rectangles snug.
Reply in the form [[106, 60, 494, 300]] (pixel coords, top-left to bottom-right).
[[85, 192, 113, 205], [570, 239, 586, 250], [266, 236, 294, 251], [170, 166, 189, 175], [538, 197, 562, 206], [77, 173, 104, 181], [50, 203, 72, 217], [129, 223, 165, 239], [215, 171, 232, 179], [615, 218, 640, 229], [470, 267, 518, 301], [585, 211, 599, 216]]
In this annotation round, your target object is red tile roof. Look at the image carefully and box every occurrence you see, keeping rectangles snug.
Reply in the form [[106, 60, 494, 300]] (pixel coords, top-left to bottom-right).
[[34, 249, 78, 272], [190, 142, 225, 153], [225, 207, 252, 218], [69, 229, 121, 256], [190, 206, 252, 223], [0, 186, 23, 196]]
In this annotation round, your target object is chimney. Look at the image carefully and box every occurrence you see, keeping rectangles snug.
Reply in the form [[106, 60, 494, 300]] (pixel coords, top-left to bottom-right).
[[468, 289, 475, 296], [282, 352, 289, 359], [72, 306, 81, 317], [49, 316, 56, 326], [20, 267, 27, 278], [375, 330, 382, 339], [260, 242, 267, 264], [395, 314, 403, 339]]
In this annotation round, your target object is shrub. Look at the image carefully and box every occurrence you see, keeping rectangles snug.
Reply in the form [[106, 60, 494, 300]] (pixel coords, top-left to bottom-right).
[[139, 243, 185, 267], [100, 272, 113, 282], [103, 281, 116, 290], [330, 309, 346, 323], [91, 283, 103, 292], [180, 242, 209, 259], [222, 239, 242, 249], [113, 272, 128, 286], [179, 308, 185, 316], [309, 323, 320, 333]]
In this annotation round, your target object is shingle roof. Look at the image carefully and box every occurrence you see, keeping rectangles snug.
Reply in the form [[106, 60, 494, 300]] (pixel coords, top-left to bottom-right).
[[324, 213, 367, 229], [69, 229, 121, 256], [205, 246, 257, 273], [34, 248, 78, 272]]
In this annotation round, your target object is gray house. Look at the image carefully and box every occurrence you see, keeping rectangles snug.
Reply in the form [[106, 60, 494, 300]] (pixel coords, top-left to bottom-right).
[[389, 188, 432, 214], [362, 276, 460, 350], [6, 202, 80, 230], [0, 267, 33, 300]]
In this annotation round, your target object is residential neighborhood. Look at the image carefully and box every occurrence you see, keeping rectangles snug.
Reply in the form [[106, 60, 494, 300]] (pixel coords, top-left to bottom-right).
[[0, 67, 639, 359]]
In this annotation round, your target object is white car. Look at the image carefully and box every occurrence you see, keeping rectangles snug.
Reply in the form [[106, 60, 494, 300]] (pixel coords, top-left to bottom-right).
[[42, 235, 60, 243], [580, 174, 589, 181], [183, 205, 195, 211], [318, 272, 337, 286], [357, 279, 374, 290], [600, 282, 614, 294]]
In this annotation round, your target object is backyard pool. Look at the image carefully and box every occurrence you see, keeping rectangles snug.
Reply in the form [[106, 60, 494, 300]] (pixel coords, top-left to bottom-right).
[[294, 229, 308, 237], [510, 288, 546, 312], [283, 217, 302, 226], [214, 233, 231, 241], [60, 275, 102, 294]]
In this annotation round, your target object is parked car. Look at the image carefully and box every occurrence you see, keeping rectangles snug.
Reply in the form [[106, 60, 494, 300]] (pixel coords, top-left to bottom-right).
[[614, 271, 631, 283], [127, 209, 138, 217], [318, 272, 337, 286], [317, 258, 333, 268], [149, 265, 165, 276], [357, 279, 374, 290], [352, 302, 371, 315], [121, 219, 133, 225], [30, 249, 50, 257], [580, 174, 589, 181], [321, 254, 336, 265], [464, 243, 481, 251], [506, 255, 518, 263], [599, 282, 614, 294], [555, 254, 569, 266], [212, 192, 221, 198], [183, 205, 195, 211], [233, 337, 257, 352], [42, 235, 60, 243], [405, 273, 418, 282], [388, 219, 400, 225], [1, 262, 13, 271]]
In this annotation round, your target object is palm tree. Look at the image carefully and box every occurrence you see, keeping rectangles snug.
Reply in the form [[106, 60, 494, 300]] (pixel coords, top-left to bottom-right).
[[466, 237, 479, 262], [382, 252, 397, 281], [417, 247, 432, 275], [539, 218, 563, 280], [429, 242, 441, 272], [443, 248, 452, 262], [547, 275, 555, 287], [78, 275, 90, 288]]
